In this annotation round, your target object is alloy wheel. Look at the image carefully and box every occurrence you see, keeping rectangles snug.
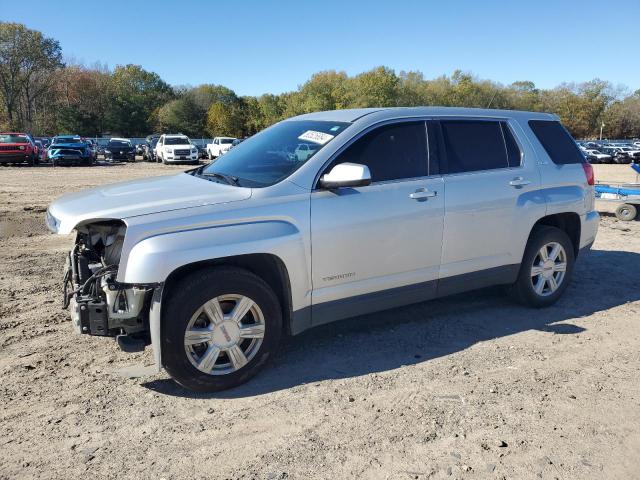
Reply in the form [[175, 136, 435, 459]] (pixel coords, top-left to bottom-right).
[[530, 242, 567, 297], [184, 294, 265, 375]]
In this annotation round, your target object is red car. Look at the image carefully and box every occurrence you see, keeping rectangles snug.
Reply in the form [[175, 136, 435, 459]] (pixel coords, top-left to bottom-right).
[[0, 132, 39, 166]]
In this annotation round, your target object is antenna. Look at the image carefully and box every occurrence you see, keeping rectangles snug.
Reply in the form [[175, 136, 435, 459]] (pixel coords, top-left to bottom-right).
[[486, 90, 498, 109]]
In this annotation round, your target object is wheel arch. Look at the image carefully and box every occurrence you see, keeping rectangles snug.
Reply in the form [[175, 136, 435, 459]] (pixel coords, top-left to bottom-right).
[[163, 253, 294, 336], [528, 212, 581, 258]]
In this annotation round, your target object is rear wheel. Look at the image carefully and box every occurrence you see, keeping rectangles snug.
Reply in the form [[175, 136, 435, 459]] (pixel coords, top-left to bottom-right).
[[511, 226, 574, 308], [162, 267, 282, 392], [615, 203, 637, 221]]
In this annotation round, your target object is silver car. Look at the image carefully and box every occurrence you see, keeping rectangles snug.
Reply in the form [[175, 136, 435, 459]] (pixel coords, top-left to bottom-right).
[[46, 107, 599, 391]]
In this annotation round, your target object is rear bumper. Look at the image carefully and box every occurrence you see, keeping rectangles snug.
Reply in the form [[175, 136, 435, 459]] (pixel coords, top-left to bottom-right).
[[580, 210, 599, 250]]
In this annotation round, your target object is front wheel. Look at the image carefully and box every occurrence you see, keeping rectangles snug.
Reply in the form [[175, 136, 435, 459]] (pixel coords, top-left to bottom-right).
[[162, 267, 282, 392], [510, 226, 575, 308]]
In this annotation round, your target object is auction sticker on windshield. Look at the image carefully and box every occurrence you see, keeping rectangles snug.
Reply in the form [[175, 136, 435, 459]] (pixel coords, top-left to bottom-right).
[[298, 130, 335, 145]]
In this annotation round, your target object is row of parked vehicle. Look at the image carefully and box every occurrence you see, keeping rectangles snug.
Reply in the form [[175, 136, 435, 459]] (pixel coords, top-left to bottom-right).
[[0, 132, 142, 166], [577, 140, 640, 164], [0, 132, 226, 166], [138, 134, 243, 164]]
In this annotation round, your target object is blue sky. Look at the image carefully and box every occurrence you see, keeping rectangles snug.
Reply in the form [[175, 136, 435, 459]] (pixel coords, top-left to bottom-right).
[[4, 0, 639, 96]]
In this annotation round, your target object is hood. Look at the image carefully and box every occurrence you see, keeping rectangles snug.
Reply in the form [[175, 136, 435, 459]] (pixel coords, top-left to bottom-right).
[[47, 173, 252, 234], [49, 148, 83, 157]]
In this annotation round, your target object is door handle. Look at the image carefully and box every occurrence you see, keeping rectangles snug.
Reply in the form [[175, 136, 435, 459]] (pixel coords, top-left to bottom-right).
[[409, 188, 437, 200], [509, 177, 531, 187]]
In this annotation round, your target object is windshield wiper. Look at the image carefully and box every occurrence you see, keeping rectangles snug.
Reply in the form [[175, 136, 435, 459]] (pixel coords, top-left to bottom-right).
[[201, 172, 240, 186]]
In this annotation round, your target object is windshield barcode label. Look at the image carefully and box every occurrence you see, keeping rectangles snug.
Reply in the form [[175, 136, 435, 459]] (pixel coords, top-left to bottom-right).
[[298, 130, 335, 145]]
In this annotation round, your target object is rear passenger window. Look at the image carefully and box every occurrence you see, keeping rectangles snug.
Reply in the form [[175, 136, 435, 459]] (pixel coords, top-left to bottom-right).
[[440, 120, 513, 173], [333, 122, 428, 182], [528, 120, 584, 165]]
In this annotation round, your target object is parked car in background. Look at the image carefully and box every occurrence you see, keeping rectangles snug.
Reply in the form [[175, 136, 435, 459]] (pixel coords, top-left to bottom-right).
[[34, 140, 44, 160], [143, 134, 161, 162], [606, 146, 635, 164], [35, 137, 51, 149], [584, 149, 612, 164], [143, 138, 159, 162], [293, 142, 319, 161], [0, 132, 39, 165], [82, 138, 98, 161], [193, 142, 208, 159], [46, 107, 598, 392], [48, 135, 93, 166], [619, 146, 640, 162], [155, 134, 199, 164], [230, 138, 245, 150], [206, 136, 236, 159], [105, 138, 136, 162]]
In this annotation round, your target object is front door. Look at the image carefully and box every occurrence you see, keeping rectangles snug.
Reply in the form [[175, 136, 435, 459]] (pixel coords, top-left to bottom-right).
[[310, 121, 444, 325]]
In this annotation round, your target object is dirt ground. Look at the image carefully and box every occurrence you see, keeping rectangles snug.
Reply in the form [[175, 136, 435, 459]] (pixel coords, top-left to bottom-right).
[[1, 161, 639, 480]]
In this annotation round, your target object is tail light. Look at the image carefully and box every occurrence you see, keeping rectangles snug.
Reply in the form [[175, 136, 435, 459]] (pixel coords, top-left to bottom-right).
[[582, 161, 594, 186]]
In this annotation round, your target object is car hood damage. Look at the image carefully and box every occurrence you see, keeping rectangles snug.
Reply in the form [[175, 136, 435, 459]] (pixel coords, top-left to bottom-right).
[[47, 173, 252, 234]]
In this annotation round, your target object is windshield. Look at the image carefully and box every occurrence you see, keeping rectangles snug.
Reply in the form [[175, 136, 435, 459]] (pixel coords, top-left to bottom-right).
[[0, 134, 29, 143], [54, 137, 82, 144], [108, 140, 131, 147], [165, 137, 190, 145], [201, 120, 349, 187], [220, 138, 235, 144]]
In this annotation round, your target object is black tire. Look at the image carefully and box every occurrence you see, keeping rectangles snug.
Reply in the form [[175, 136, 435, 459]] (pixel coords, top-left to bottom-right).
[[615, 203, 637, 221], [510, 226, 575, 308], [162, 267, 283, 392]]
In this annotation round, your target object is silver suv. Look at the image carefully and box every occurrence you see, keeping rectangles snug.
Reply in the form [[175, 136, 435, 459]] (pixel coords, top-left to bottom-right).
[[46, 107, 599, 391]]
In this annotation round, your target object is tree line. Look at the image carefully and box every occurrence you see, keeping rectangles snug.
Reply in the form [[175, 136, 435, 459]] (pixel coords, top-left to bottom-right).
[[2, 22, 640, 140]]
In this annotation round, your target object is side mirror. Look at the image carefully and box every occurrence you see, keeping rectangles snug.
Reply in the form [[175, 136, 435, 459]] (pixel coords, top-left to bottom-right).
[[319, 162, 372, 189]]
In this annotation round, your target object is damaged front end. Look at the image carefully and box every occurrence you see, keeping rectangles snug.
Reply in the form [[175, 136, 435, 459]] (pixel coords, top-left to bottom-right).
[[63, 221, 153, 352]]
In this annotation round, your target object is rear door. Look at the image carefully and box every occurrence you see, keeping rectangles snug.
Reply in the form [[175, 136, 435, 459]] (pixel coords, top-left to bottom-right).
[[437, 119, 542, 293], [310, 120, 444, 324]]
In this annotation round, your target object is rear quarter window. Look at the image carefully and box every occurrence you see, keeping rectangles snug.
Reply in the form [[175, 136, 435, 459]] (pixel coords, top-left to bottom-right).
[[528, 120, 585, 165]]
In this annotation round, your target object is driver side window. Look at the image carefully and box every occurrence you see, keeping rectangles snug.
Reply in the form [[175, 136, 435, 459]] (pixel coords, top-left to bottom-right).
[[329, 122, 429, 183]]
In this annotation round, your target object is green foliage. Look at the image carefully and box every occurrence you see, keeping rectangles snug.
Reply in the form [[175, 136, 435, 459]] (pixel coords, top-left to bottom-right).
[[2, 23, 640, 140], [351, 66, 399, 107], [156, 96, 205, 137], [0, 22, 63, 130], [106, 65, 173, 136], [206, 102, 245, 138]]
